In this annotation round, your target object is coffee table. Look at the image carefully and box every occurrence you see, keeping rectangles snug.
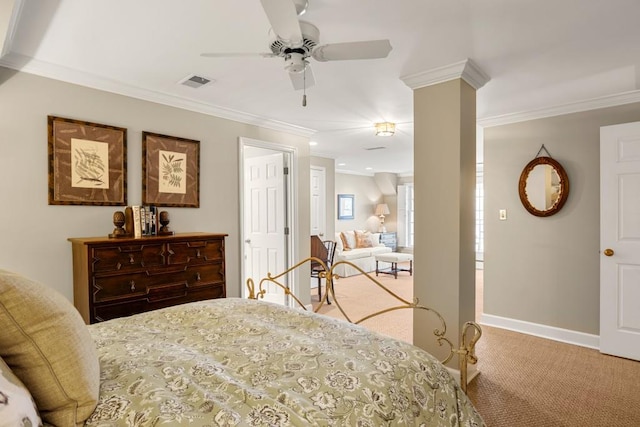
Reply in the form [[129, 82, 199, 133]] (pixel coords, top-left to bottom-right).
[[375, 252, 413, 279]]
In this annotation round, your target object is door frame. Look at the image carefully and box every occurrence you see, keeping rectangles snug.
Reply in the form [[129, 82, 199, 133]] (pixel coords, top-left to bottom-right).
[[239, 137, 298, 301], [310, 165, 327, 239]]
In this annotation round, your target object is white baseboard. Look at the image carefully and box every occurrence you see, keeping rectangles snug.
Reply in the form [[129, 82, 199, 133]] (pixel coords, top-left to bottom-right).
[[480, 313, 600, 350]]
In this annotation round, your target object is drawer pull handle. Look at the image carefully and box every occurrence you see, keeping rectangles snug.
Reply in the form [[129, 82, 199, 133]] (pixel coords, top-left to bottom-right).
[[129, 255, 135, 264], [196, 249, 201, 258], [130, 281, 136, 292], [195, 272, 201, 281]]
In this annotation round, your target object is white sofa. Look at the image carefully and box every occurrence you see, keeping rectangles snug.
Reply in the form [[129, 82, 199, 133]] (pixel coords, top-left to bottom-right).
[[333, 231, 392, 277]]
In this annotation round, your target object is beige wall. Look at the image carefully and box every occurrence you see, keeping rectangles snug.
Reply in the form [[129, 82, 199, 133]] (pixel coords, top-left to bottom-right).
[[412, 79, 477, 356], [334, 173, 383, 233], [0, 1, 16, 54], [484, 102, 640, 335], [333, 172, 405, 236], [0, 67, 310, 301]]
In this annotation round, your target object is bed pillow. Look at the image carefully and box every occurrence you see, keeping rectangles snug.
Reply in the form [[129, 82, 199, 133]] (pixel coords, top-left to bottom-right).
[[0, 356, 42, 427], [0, 269, 99, 427], [355, 230, 374, 248]]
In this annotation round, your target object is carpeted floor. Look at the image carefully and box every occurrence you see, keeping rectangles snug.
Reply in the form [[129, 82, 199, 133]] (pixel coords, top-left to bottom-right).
[[312, 268, 640, 426], [312, 268, 414, 343], [467, 325, 640, 426]]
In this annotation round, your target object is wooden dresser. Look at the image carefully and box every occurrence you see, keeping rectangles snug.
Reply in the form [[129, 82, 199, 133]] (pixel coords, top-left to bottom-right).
[[68, 233, 227, 324]]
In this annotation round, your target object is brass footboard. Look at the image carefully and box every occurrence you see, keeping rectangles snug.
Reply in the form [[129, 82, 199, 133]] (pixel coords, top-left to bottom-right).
[[246, 258, 482, 393]]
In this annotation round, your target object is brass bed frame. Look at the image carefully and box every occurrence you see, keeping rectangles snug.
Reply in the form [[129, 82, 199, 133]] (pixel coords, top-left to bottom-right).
[[246, 258, 482, 393]]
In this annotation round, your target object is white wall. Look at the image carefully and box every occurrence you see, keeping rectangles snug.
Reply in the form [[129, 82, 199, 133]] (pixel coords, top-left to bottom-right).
[[0, 67, 310, 301]]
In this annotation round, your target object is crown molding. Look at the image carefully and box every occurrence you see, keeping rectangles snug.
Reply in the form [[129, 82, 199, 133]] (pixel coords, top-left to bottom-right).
[[0, 52, 316, 137], [477, 90, 640, 128], [335, 169, 375, 177], [400, 58, 490, 91]]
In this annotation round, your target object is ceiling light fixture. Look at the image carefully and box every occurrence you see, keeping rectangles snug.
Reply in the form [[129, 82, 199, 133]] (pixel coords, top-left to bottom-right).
[[375, 122, 395, 136]]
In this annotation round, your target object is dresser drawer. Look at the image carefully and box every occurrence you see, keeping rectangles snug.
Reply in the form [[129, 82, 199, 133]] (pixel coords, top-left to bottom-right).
[[92, 271, 149, 303], [92, 263, 225, 303], [91, 243, 165, 273], [92, 283, 226, 322], [168, 238, 224, 266]]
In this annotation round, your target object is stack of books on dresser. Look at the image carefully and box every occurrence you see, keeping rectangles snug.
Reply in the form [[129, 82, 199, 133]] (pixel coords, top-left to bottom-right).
[[124, 205, 158, 238]]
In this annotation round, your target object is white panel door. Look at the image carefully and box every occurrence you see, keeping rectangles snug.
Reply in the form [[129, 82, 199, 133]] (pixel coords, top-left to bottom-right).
[[310, 167, 326, 238], [244, 153, 286, 304], [600, 121, 640, 361]]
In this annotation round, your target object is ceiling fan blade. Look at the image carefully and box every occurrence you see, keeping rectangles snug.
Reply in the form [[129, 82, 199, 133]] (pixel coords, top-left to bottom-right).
[[311, 40, 392, 62], [260, 0, 303, 46], [289, 64, 315, 91], [201, 52, 275, 58]]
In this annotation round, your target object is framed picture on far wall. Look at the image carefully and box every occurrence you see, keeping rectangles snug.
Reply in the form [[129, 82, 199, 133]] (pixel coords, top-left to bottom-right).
[[337, 194, 354, 220], [48, 115, 127, 206], [142, 131, 200, 208]]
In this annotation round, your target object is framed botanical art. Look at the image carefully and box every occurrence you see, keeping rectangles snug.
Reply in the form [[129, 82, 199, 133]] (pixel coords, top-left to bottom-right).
[[48, 115, 127, 205], [337, 194, 355, 220], [142, 131, 200, 208]]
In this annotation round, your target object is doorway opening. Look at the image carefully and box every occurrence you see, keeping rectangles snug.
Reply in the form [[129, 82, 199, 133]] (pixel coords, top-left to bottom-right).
[[239, 137, 297, 305]]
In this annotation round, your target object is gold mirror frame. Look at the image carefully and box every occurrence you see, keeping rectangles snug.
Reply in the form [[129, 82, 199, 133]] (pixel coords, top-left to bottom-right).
[[518, 156, 570, 217]]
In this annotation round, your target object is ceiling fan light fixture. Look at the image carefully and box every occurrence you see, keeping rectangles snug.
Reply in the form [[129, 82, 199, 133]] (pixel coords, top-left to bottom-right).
[[285, 53, 307, 73], [375, 122, 395, 136]]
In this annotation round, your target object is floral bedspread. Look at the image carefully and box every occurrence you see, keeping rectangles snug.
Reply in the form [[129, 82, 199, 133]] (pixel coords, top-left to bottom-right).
[[86, 298, 484, 426]]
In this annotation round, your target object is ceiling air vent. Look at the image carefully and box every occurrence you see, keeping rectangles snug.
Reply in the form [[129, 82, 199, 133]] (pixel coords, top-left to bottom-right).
[[179, 74, 214, 88], [365, 146, 387, 151]]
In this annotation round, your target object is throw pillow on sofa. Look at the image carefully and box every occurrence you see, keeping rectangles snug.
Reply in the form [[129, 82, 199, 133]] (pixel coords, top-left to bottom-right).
[[355, 230, 374, 248], [340, 231, 357, 250]]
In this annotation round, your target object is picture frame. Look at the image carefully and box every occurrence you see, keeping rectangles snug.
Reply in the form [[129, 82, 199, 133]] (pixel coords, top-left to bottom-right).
[[142, 131, 200, 208], [48, 115, 127, 206], [337, 194, 355, 220]]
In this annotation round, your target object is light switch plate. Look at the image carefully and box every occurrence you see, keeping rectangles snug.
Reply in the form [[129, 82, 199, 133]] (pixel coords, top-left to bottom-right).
[[499, 209, 507, 220]]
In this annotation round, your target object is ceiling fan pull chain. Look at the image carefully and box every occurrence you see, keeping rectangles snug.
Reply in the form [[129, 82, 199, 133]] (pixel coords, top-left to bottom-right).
[[302, 65, 307, 107]]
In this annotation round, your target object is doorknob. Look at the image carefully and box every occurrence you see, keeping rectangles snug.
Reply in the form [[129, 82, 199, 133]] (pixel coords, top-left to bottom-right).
[[245, 239, 251, 244], [603, 248, 614, 256]]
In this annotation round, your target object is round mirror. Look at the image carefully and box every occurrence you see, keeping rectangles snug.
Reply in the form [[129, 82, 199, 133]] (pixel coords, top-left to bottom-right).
[[518, 156, 569, 217]]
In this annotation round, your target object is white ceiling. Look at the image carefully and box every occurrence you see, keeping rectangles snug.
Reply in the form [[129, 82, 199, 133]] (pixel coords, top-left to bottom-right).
[[3, 0, 640, 175]]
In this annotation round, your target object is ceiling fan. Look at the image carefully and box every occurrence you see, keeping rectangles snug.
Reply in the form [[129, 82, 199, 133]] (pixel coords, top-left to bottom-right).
[[201, 0, 392, 104]]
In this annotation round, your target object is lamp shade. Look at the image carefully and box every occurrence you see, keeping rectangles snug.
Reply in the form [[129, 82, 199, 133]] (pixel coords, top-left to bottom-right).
[[375, 203, 390, 216]]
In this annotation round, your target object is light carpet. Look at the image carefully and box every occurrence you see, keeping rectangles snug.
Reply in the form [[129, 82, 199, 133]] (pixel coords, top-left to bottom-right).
[[467, 325, 640, 426], [312, 269, 414, 344]]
